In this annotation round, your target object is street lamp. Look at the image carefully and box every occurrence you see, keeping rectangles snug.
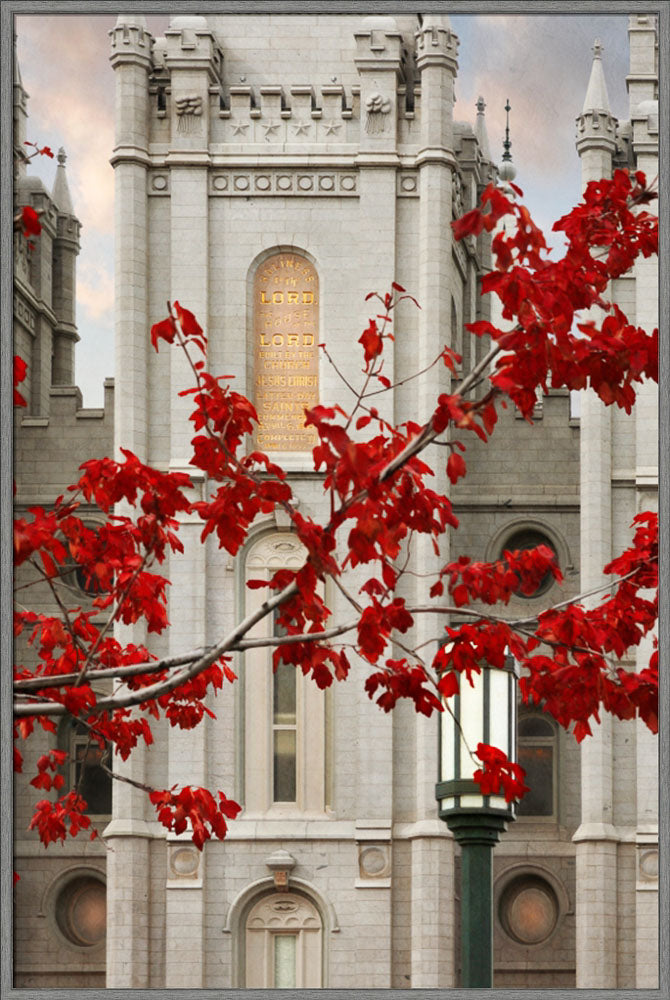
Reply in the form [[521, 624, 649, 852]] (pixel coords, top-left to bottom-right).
[[435, 654, 518, 988]]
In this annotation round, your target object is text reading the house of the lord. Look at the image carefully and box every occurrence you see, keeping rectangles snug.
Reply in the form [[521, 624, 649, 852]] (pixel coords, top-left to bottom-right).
[[254, 253, 319, 451]]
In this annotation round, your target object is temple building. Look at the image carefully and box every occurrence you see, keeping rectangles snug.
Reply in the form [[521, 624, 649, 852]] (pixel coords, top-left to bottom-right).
[[13, 13, 658, 989]]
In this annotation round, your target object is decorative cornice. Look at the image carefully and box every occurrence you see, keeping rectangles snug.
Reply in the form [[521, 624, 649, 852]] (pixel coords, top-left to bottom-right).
[[109, 145, 151, 168], [415, 147, 458, 169]]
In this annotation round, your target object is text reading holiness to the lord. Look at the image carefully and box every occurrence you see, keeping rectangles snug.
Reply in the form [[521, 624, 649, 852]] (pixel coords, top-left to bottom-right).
[[254, 253, 319, 451]]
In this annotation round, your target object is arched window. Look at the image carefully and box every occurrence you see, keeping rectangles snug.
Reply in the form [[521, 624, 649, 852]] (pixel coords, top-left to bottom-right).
[[516, 713, 557, 819], [243, 532, 327, 815], [245, 891, 322, 988], [59, 719, 112, 816], [253, 251, 319, 453]]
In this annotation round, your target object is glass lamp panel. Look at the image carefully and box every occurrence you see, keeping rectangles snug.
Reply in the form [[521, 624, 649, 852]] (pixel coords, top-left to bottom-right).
[[460, 793, 485, 808], [459, 669, 484, 773], [488, 667, 511, 758], [487, 793, 509, 811], [273, 730, 297, 801], [274, 934, 297, 988], [440, 705, 455, 783]]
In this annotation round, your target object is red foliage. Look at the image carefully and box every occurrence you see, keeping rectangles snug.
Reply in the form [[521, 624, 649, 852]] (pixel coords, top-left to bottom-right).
[[149, 786, 241, 849], [474, 743, 530, 803], [14, 355, 28, 407], [20, 205, 41, 239], [28, 792, 95, 846], [24, 141, 54, 159], [13, 170, 658, 846]]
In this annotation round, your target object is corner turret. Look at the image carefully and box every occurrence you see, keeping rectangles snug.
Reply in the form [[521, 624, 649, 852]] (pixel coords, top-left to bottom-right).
[[627, 15, 658, 163], [576, 40, 617, 184], [51, 149, 81, 384], [13, 39, 29, 180], [109, 15, 153, 157], [109, 14, 154, 462], [414, 13, 458, 157]]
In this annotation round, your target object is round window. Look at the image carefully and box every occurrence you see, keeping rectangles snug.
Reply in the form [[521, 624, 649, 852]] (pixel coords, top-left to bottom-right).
[[55, 876, 107, 947], [499, 874, 559, 945], [60, 524, 106, 595], [503, 528, 558, 598]]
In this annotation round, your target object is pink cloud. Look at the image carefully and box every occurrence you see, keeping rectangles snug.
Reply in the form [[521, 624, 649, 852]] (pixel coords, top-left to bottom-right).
[[452, 14, 629, 180], [16, 16, 117, 232]]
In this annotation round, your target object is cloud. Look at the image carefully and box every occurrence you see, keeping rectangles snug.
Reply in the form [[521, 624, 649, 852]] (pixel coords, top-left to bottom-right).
[[452, 14, 629, 174], [450, 14, 630, 246], [16, 16, 117, 233], [77, 251, 115, 322]]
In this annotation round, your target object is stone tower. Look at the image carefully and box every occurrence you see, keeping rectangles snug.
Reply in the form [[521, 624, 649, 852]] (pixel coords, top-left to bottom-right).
[[574, 17, 659, 990], [104, 13, 498, 988]]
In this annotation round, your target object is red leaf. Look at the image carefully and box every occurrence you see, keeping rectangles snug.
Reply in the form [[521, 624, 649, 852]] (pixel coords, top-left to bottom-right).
[[150, 317, 176, 352], [359, 320, 383, 364], [447, 452, 467, 485], [452, 209, 486, 240], [21, 205, 41, 238], [437, 671, 459, 699], [174, 301, 207, 353]]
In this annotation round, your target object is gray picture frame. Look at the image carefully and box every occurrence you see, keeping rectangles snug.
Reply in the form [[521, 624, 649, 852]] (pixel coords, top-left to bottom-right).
[[2, 2, 667, 998]]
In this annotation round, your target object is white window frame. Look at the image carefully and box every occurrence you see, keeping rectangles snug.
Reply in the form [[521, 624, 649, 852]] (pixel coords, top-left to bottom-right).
[[245, 891, 322, 988], [243, 532, 327, 816]]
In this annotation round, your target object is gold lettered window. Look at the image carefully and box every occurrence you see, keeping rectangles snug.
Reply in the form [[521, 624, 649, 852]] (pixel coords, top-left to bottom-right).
[[254, 252, 319, 452]]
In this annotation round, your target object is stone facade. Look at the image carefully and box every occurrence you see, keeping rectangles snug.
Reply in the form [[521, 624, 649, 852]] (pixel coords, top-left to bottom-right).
[[13, 13, 658, 989], [12, 46, 114, 990]]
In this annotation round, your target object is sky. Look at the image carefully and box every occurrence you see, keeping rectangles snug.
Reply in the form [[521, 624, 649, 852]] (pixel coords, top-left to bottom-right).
[[14, 12, 631, 407]]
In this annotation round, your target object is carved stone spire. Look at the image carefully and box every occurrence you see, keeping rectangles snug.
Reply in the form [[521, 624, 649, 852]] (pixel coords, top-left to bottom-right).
[[51, 147, 75, 215], [576, 39, 617, 161], [475, 95, 491, 161], [582, 39, 612, 113]]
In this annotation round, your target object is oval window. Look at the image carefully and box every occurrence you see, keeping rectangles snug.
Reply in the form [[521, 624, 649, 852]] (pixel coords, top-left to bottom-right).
[[499, 874, 559, 945], [56, 876, 107, 947]]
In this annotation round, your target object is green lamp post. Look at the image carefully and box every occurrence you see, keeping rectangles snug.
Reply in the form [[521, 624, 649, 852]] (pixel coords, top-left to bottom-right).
[[435, 655, 518, 988]]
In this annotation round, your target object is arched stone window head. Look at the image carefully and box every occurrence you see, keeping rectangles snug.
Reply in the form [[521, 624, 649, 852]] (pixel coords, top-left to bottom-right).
[[245, 891, 323, 988]]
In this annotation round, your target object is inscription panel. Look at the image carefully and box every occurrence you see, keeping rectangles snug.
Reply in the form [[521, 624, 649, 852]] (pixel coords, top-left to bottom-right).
[[254, 253, 319, 452]]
